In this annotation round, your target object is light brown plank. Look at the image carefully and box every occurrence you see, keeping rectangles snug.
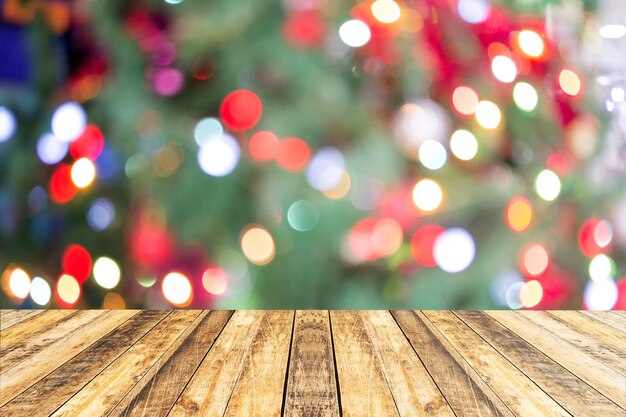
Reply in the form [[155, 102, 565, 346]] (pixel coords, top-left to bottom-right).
[[223, 311, 294, 417], [1, 310, 103, 371], [392, 310, 514, 417], [424, 311, 570, 417], [168, 311, 269, 416], [0, 310, 45, 330], [50, 310, 200, 417], [548, 311, 626, 354], [581, 311, 626, 333], [330, 311, 400, 417], [488, 310, 625, 407], [1, 310, 78, 351], [0, 310, 136, 406], [1, 311, 169, 417], [109, 310, 233, 417], [283, 310, 340, 417], [519, 311, 625, 375]]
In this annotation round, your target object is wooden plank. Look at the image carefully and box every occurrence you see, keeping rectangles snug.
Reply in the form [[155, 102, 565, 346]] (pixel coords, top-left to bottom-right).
[[330, 311, 400, 417], [0, 310, 45, 330], [612, 310, 626, 317], [456, 311, 624, 417], [1, 310, 169, 417], [1, 310, 106, 373], [392, 310, 514, 417], [167, 311, 269, 416], [1, 310, 78, 351], [283, 310, 340, 417], [223, 311, 294, 417], [49, 310, 200, 417], [0, 310, 136, 406], [548, 311, 626, 353], [519, 311, 625, 375], [108, 310, 233, 417], [488, 310, 625, 407], [424, 311, 570, 417], [356, 311, 456, 417], [581, 311, 626, 333]]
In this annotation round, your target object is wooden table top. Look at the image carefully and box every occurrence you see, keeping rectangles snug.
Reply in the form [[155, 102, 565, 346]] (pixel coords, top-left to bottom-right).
[[0, 310, 624, 417]]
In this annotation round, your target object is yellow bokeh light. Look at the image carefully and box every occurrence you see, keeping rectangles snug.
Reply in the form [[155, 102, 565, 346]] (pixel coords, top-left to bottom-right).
[[9, 267, 31, 299], [241, 226, 276, 265], [520, 280, 543, 308], [372, 218, 403, 257], [506, 196, 533, 232], [518, 30, 544, 58], [450, 129, 478, 161], [57, 274, 81, 305], [559, 69, 581, 97], [93, 257, 121, 289], [102, 292, 126, 309], [162, 272, 192, 306], [71, 157, 96, 189], [535, 169, 561, 202], [322, 170, 351, 200], [491, 55, 517, 83], [412, 179, 443, 212], [475, 100, 501, 129], [371, 0, 401, 24]]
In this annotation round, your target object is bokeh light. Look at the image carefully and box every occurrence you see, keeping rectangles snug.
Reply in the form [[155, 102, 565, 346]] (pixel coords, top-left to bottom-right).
[[412, 179, 443, 212], [102, 293, 126, 309], [371, 0, 401, 24], [197, 134, 240, 177], [559, 69, 581, 97], [30, 277, 51, 306], [521, 244, 549, 277], [306, 147, 345, 191], [475, 100, 501, 129], [520, 279, 543, 308], [287, 200, 319, 232], [506, 195, 533, 232], [49, 164, 78, 204], [56, 274, 81, 306], [518, 30, 544, 58], [339, 19, 371, 48], [506, 281, 524, 309], [589, 254, 615, 282], [194, 117, 223, 147], [276, 137, 311, 171], [371, 218, 403, 257], [433, 228, 476, 273], [202, 266, 228, 295], [411, 224, 444, 267], [51, 102, 87, 143], [535, 169, 561, 201], [451, 86, 479, 117], [9, 268, 31, 300], [162, 272, 192, 306], [418, 140, 447, 170], [87, 198, 116, 231], [0, 106, 17, 143], [93, 257, 121, 289], [220, 90, 262, 131], [62, 244, 92, 283], [241, 226, 276, 265], [457, 0, 490, 24], [321, 170, 351, 200], [248, 131, 279, 162], [513, 82, 538, 112], [69, 125, 105, 160], [37, 133, 69, 165], [71, 158, 97, 188], [584, 279, 618, 310], [449, 129, 478, 161], [491, 55, 517, 83]]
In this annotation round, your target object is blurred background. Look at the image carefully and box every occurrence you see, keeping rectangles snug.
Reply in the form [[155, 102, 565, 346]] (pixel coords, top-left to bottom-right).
[[0, 0, 625, 310]]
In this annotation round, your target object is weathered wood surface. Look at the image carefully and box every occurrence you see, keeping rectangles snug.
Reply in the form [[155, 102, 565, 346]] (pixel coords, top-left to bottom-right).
[[1, 310, 624, 417]]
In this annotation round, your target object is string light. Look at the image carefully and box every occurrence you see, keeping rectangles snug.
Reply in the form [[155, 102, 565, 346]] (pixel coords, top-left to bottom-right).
[[202, 267, 228, 295], [0, 106, 16, 143], [197, 134, 240, 177], [241, 226, 276, 265], [520, 280, 543, 308], [451, 86, 479, 116], [449, 129, 478, 161], [339, 19, 371, 48], [93, 257, 121, 289], [412, 179, 443, 212], [9, 268, 31, 300], [433, 228, 476, 273], [491, 55, 517, 83], [71, 158, 97, 188], [51, 102, 87, 143], [475, 100, 501, 129], [162, 272, 192, 306], [513, 82, 538, 112], [535, 169, 561, 201], [371, 0, 401, 24], [56, 274, 81, 306], [558, 69, 581, 96], [518, 30, 544, 57], [418, 140, 447, 170], [30, 277, 51, 306]]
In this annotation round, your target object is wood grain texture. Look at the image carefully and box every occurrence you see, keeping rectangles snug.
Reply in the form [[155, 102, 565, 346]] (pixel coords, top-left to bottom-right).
[[283, 310, 340, 417], [488, 310, 626, 407], [456, 311, 625, 417], [392, 310, 514, 417], [0, 310, 622, 417]]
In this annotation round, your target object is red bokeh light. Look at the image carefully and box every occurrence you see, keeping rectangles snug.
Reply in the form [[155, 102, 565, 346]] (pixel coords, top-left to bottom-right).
[[411, 224, 444, 267], [49, 164, 78, 204], [276, 137, 311, 171], [578, 217, 610, 258], [615, 278, 626, 310], [248, 131, 279, 162], [70, 125, 105, 160], [219, 90, 262, 131], [282, 10, 326, 49], [348, 218, 380, 261], [62, 244, 93, 283]]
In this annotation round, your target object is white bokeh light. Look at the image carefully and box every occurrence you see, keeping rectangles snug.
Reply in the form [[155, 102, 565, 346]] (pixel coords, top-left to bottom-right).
[[513, 82, 538, 112], [194, 117, 223, 147], [93, 257, 121, 289], [0, 106, 17, 143], [584, 279, 618, 310], [9, 268, 31, 299], [412, 179, 443, 212], [30, 277, 51, 306], [518, 30, 544, 57], [87, 198, 116, 231], [162, 272, 192, 305], [418, 140, 447, 170], [71, 158, 97, 188], [589, 254, 614, 283], [197, 134, 240, 177], [339, 19, 371, 48], [306, 147, 346, 191], [434, 228, 476, 273], [535, 169, 561, 201], [449, 129, 478, 161], [491, 55, 517, 83], [475, 100, 501, 129], [457, 0, 490, 24], [51, 102, 87, 143], [37, 133, 68, 165]]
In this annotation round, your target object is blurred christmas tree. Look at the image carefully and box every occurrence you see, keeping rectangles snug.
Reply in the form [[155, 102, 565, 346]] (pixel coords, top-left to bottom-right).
[[1, 0, 625, 310]]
